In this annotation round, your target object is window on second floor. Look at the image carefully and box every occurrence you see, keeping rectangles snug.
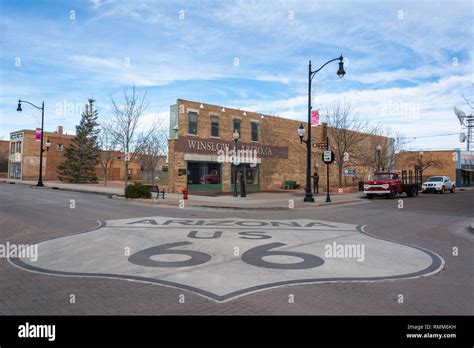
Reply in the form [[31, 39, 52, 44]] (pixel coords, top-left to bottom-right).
[[57, 143, 64, 151], [251, 122, 258, 142], [10, 143, 15, 154], [188, 111, 198, 135], [233, 119, 241, 136], [211, 117, 219, 137]]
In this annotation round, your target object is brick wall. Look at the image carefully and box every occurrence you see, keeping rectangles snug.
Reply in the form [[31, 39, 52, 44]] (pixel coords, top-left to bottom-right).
[[395, 150, 457, 181], [168, 99, 390, 193]]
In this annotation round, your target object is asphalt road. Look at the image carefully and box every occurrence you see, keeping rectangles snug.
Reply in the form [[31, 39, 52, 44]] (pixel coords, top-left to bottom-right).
[[0, 182, 472, 315]]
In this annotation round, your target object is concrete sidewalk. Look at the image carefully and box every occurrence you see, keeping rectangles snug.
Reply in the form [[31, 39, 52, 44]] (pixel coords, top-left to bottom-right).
[[2, 179, 365, 209]]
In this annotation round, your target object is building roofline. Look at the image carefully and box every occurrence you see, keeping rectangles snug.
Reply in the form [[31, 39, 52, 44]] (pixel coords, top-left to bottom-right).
[[9, 129, 75, 138]]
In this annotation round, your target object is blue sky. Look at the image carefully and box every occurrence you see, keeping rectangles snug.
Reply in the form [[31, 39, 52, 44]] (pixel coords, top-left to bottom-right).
[[0, 0, 472, 150]]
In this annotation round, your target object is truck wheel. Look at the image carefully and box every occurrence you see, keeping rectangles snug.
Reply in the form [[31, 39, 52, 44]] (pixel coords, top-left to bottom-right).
[[407, 186, 416, 197], [389, 188, 396, 199], [367, 194, 374, 199]]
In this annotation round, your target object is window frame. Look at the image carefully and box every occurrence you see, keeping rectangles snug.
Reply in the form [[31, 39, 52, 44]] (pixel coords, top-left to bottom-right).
[[251, 122, 259, 142], [188, 111, 198, 135], [233, 118, 241, 136], [210, 115, 220, 138]]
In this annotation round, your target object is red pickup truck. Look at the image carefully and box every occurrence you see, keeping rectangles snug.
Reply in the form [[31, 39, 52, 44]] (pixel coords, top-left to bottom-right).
[[363, 170, 421, 199]]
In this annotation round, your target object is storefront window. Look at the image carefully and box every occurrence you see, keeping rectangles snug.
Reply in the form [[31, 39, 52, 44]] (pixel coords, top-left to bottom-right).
[[231, 164, 259, 185], [187, 162, 220, 185]]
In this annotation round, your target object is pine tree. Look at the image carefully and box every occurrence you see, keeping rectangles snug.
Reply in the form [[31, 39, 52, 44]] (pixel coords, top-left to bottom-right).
[[57, 99, 100, 183]]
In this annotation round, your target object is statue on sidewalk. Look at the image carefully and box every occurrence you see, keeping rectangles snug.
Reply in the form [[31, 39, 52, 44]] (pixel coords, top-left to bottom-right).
[[313, 172, 319, 194]]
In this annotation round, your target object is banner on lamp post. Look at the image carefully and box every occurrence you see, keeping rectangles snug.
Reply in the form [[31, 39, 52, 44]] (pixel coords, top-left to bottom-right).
[[35, 129, 41, 141], [311, 110, 320, 127]]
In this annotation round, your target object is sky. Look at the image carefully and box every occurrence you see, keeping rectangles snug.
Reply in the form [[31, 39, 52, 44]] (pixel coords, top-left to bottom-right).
[[0, 0, 473, 151]]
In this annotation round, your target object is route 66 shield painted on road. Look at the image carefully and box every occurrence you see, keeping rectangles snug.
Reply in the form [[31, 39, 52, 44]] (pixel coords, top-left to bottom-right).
[[10, 217, 444, 302]]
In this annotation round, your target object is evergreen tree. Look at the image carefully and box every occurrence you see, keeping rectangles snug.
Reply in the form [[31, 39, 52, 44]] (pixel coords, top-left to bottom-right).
[[57, 99, 100, 183]]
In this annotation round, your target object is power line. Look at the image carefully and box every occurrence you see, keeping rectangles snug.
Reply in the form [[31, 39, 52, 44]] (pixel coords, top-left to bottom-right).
[[399, 132, 459, 140]]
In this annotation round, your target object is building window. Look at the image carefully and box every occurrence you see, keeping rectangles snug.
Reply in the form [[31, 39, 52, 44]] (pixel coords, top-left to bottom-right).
[[251, 122, 258, 142], [17, 141, 21, 153], [10, 143, 15, 154], [187, 162, 220, 185], [57, 143, 64, 151], [233, 119, 241, 136], [211, 117, 219, 137], [231, 163, 259, 185], [188, 111, 198, 135]]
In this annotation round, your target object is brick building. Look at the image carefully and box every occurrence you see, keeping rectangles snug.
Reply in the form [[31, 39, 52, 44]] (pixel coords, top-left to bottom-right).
[[395, 150, 473, 187], [167, 99, 391, 194], [8, 126, 140, 181], [0, 140, 9, 177]]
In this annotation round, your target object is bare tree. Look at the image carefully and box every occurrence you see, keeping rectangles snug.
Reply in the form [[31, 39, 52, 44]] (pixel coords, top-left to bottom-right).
[[400, 152, 444, 173], [97, 122, 117, 187], [110, 86, 151, 188], [355, 128, 408, 172], [137, 119, 168, 184], [322, 100, 375, 187]]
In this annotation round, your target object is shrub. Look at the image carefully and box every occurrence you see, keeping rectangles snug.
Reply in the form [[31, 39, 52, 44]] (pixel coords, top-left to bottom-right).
[[125, 182, 151, 199]]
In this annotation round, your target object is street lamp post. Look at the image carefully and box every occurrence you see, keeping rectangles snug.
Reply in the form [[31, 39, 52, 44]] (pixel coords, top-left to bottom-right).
[[298, 55, 345, 203], [419, 151, 424, 183], [376, 144, 382, 171], [232, 129, 240, 197], [17, 99, 47, 186]]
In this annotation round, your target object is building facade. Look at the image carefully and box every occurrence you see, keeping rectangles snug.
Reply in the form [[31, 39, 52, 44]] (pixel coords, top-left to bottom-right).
[[395, 150, 473, 187], [8, 126, 141, 181], [167, 99, 389, 194]]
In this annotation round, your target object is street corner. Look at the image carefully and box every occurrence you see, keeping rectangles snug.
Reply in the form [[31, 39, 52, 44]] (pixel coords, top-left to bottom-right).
[[9, 216, 445, 303]]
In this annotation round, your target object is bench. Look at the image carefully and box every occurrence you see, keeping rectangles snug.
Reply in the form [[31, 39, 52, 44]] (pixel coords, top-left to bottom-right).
[[145, 185, 165, 199], [283, 180, 301, 189]]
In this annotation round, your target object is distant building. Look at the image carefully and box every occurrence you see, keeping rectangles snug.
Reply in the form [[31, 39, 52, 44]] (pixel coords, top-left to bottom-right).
[[395, 150, 473, 187], [0, 140, 9, 177], [8, 126, 140, 181]]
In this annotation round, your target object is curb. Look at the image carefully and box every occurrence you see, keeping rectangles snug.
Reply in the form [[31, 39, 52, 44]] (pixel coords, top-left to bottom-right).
[[2, 180, 116, 197], [2, 180, 365, 209], [110, 195, 365, 210]]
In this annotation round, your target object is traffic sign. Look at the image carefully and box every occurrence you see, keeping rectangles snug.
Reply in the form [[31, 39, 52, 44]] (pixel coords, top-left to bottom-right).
[[322, 150, 334, 164], [344, 169, 356, 177], [313, 142, 327, 149]]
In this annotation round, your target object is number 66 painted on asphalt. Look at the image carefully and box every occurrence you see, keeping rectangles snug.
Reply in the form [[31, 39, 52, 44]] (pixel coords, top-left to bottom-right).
[[128, 241, 324, 270]]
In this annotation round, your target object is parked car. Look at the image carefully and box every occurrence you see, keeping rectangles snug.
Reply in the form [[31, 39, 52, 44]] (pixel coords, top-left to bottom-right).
[[421, 176, 455, 193]]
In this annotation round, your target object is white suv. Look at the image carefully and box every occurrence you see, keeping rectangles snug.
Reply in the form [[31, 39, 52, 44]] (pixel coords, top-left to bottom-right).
[[422, 176, 455, 194]]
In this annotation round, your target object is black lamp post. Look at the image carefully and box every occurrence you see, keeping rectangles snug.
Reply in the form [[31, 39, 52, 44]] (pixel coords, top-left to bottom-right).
[[376, 144, 382, 171], [232, 129, 240, 197], [17, 99, 48, 186], [298, 55, 345, 202], [419, 151, 424, 182]]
